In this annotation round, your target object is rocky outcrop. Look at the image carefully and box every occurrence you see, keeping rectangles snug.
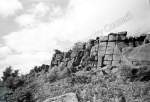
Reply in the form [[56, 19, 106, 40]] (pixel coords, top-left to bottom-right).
[[43, 93, 79, 102], [49, 32, 150, 79], [122, 43, 150, 66], [91, 32, 149, 67], [35, 32, 150, 102], [95, 32, 128, 67]]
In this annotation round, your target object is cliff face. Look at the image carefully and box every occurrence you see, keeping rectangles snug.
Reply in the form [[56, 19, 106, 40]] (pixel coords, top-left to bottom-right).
[[50, 31, 149, 72]]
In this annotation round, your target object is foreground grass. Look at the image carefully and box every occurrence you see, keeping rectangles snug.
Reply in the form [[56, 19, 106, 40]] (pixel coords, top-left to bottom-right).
[[34, 73, 150, 102]]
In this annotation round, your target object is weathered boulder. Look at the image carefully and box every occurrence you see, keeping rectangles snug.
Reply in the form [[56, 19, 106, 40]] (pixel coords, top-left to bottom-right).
[[124, 44, 150, 60], [104, 54, 113, 61], [97, 56, 104, 67], [107, 42, 116, 50], [134, 36, 143, 47], [98, 51, 106, 56], [51, 60, 58, 67], [55, 54, 63, 61], [143, 34, 150, 44], [103, 61, 112, 66], [43, 93, 79, 102], [116, 42, 127, 52], [139, 34, 147, 42], [95, 44, 99, 52], [98, 42, 107, 51], [85, 39, 95, 50], [90, 46, 97, 57], [57, 67, 70, 79], [128, 36, 135, 47], [101, 36, 108, 42], [80, 49, 90, 66], [115, 31, 127, 41], [64, 50, 72, 59], [91, 46, 96, 53], [122, 43, 150, 66], [108, 33, 117, 41], [71, 51, 78, 58], [58, 62, 66, 72], [113, 55, 121, 61], [47, 66, 58, 82], [74, 51, 84, 66], [111, 67, 119, 74], [67, 58, 75, 71], [105, 49, 114, 54], [112, 61, 121, 67]]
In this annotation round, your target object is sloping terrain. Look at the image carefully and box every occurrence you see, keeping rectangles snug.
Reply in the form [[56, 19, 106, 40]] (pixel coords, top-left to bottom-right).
[[123, 43, 150, 66], [2, 32, 150, 102]]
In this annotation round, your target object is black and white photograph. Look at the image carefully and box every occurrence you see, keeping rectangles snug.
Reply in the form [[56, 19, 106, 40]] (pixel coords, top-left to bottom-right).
[[0, 0, 150, 102]]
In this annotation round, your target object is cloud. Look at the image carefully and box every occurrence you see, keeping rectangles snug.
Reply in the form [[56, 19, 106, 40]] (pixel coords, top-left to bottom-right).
[[0, 0, 23, 17], [0, 51, 52, 76], [0, 46, 12, 57], [15, 2, 49, 27], [0, 44, 3, 47], [1, 0, 150, 76]]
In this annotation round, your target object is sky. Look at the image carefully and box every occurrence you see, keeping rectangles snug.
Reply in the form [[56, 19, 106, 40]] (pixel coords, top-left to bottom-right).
[[0, 0, 150, 77]]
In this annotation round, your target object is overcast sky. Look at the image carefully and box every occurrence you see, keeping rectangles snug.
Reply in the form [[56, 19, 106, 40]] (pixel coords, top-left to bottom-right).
[[0, 0, 150, 77]]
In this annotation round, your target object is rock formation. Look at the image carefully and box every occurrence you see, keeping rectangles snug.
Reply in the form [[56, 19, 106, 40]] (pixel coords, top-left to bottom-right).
[[49, 31, 150, 79]]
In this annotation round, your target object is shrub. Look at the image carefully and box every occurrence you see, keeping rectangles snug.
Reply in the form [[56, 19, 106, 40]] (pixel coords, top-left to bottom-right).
[[67, 74, 92, 85], [119, 65, 150, 82], [119, 65, 132, 81], [2, 67, 24, 91], [10, 82, 37, 102]]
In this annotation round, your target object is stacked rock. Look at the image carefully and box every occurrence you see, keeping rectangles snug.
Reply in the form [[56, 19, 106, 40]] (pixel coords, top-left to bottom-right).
[[51, 31, 149, 71], [97, 31, 128, 67], [97, 36, 108, 67], [143, 34, 150, 44], [51, 54, 58, 67], [128, 36, 135, 47], [55, 54, 64, 65], [104, 33, 117, 66], [90, 39, 99, 67]]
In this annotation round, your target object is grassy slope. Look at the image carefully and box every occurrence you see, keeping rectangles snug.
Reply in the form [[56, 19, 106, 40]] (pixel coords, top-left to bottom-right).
[[34, 71, 150, 102]]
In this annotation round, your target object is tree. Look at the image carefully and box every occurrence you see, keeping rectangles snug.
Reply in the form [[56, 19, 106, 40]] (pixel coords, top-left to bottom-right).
[[1, 67, 24, 91], [12, 70, 19, 78], [1, 66, 13, 82]]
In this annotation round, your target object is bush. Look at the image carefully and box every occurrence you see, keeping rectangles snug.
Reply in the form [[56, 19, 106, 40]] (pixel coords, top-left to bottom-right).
[[119, 65, 150, 82], [67, 74, 92, 85], [119, 65, 132, 81], [10, 82, 37, 102], [1, 67, 25, 91]]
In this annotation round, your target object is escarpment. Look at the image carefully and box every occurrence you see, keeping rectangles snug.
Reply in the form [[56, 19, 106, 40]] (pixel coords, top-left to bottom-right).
[[50, 31, 150, 73]]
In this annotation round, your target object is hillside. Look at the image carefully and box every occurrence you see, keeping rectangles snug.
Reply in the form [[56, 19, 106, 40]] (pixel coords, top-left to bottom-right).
[[1, 31, 150, 102]]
